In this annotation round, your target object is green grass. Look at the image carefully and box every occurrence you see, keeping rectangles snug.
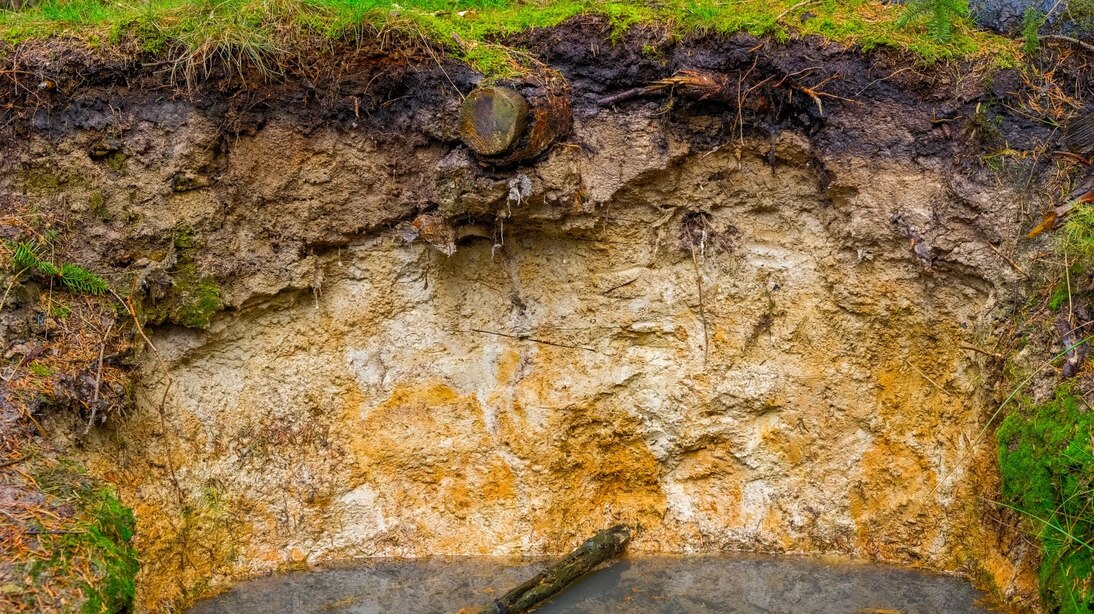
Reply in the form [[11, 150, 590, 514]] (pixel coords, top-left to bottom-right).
[[0, 0, 1022, 77], [997, 386, 1094, 613]]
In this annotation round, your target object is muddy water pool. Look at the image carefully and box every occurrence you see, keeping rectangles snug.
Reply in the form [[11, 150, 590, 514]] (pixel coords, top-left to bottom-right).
[[190, 555, 996, 613]]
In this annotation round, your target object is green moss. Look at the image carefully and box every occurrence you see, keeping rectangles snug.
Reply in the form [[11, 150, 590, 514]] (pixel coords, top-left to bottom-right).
[[87, 190, 110, 220], [172, 267, 222, 329], [75, 488, 139, 614], [1069, 0, 1094, 29], [1047, 262, 1084, 311], [103, 151, 128, 173], [16, 166, 69, 193], [997, 386, 1094, 613], [49, 301, 72, 319], [31, 461, 139, 614], [142, 228, 223, 329], [1049, 281, 1071, 311], [172, 225, 196, 250], [145, 263, 221, 329], [27, 361, 52, 377]]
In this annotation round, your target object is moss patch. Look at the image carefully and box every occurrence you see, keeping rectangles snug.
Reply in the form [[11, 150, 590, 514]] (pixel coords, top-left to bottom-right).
[[170, 264, 222, 329], [144, 261, 222, 329], [1062, 203, 1094, 264], [997, 386, 1094, 613], [139, 225, 223, 329], [3, 460, 140, 614]]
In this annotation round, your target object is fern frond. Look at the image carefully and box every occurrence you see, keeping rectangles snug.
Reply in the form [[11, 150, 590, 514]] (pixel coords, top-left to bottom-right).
[[928, 3, 954, 42], [5, 239, 109, 295], [58, 263, 108, 295], [1022, 8, 1043, 53]]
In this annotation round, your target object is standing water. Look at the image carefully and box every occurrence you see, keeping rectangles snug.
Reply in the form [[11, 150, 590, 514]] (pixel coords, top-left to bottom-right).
[[189, 555, 997, 613]]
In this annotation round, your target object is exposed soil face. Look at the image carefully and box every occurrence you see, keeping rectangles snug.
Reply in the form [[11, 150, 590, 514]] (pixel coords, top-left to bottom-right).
[[0, 18, 1083, 613]]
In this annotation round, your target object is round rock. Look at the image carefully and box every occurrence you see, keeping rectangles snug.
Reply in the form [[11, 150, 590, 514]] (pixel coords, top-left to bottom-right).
[[459, 87, 530, 157]]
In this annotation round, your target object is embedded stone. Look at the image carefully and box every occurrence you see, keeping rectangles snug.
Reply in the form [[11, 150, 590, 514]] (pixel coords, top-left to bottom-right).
[[458, 86, 530, 157]]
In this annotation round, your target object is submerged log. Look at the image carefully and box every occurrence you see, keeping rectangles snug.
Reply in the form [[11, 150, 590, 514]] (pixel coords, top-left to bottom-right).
[[459, 524, 632, 614]]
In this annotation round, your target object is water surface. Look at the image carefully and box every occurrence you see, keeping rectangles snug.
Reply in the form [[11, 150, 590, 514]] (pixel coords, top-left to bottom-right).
[[190, 555, 997, 614]]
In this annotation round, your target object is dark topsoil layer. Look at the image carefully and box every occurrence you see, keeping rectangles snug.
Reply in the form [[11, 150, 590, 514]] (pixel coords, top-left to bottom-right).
[[0, 17, 1089, 164]]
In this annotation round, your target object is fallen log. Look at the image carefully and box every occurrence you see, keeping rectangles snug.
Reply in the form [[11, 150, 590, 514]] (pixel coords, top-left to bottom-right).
[[458, 524, 632, 614], [458, 69, 572, 166]]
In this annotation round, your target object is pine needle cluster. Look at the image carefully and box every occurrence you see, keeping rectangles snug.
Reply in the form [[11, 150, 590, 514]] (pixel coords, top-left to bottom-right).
[[8, 239, 109, 295]]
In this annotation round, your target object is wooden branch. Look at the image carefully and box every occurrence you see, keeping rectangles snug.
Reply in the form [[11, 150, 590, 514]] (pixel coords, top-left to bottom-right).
[[459, 525, 632, 614], [596, 70, 733, 106], [109, 288, 158, 352], [596, 86, 655, 106], [988, 243, 1030, 278], [959, 344, 1004, 360], [1042, 34, 1094, 55]]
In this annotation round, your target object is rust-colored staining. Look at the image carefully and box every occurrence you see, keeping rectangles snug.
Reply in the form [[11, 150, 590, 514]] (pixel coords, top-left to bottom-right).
[[849, 437, 937, 560], [343, 383, 521, 547], [397, 212, 459, 255], [340, 363, 666, 553], [671, 447, 744, 525]]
